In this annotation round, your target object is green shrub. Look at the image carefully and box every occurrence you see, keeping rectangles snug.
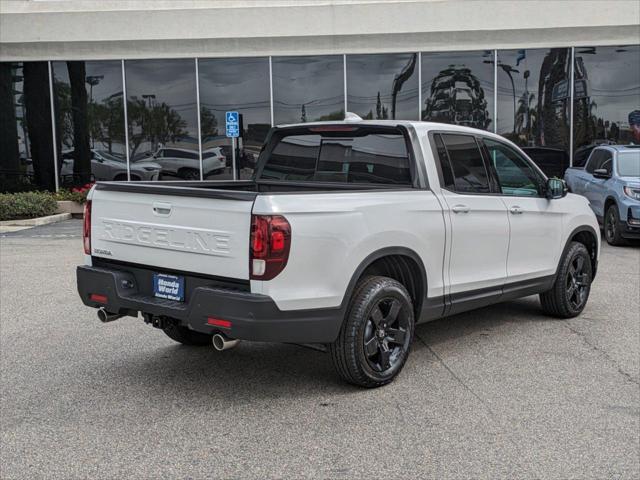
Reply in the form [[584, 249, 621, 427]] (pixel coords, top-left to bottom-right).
[[0, 191, 58, 221]]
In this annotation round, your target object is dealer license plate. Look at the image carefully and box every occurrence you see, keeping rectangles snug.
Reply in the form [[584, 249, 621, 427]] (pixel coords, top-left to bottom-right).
[[153, 273, 185, 302]]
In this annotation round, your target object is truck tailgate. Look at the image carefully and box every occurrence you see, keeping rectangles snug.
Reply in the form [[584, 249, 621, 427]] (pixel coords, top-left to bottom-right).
[[89, 184, 255, 279]]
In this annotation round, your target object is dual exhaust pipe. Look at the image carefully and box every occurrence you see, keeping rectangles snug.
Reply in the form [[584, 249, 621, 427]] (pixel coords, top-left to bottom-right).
[[98, 308, 239, 351], [212, 333, 239, 351], [97, 308, 123, 323]]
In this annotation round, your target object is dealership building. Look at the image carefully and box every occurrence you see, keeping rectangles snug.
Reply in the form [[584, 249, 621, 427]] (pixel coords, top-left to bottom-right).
[[1, 0, 639, 191]]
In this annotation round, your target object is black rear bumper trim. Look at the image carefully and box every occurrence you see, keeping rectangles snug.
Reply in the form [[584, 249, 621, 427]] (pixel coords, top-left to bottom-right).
[[77, 265, 344, 343]]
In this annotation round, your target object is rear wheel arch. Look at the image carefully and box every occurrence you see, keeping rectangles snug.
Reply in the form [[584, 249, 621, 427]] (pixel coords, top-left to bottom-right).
[[341, 247, 427, 319]]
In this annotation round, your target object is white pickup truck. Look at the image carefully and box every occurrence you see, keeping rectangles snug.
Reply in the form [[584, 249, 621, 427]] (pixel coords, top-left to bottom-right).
[[78, 117, 600, 387]]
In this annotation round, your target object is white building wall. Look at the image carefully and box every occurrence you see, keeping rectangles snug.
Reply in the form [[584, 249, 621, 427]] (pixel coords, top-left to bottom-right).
[[1, 0, 639, 61]]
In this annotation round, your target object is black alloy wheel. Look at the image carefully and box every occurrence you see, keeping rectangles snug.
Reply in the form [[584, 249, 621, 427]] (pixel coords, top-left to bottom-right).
[[604, 205, 625, 246], [565, 254, 590, 311], [363, 297, 411, 373], [540, 241, 593, 318], [330, 276, 415, 388]]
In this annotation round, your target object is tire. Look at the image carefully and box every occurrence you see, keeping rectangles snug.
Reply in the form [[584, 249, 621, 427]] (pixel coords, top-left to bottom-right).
[[330, 276, 415, 388], [178, 168, 200, 180], [604, 204, 626, 246], [163, 323, 212, 346], [540, 241, 593, 318]]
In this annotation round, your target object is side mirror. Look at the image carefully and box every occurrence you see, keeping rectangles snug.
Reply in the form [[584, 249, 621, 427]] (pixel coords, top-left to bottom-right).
[[592, 168, 611, 179], [546, 178, 568, 199]]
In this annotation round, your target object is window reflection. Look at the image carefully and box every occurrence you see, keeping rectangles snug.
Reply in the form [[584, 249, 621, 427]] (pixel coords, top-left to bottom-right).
[[52, 61, 145, 185], [0, 62, 56, 192], [198, 57, 271, 179], [347, 53, 418, 120], [496, 48, 571, 177], [573, 45, 640, 166], [272, 56, 344, 125], [421, 51, 494, 130], [125, 59, 199, 181]]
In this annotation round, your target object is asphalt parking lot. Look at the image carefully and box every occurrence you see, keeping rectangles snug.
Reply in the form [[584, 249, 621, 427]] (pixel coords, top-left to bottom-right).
[[1, 219, 638, 479]]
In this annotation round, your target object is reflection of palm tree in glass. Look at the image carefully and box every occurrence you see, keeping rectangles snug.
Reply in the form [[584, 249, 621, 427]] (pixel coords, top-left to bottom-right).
[[515, 90, 537, 142], [498, 63, 519, 133], [390, 53, 417, 119], [423, 65, 490, 130], [537, 48, 570, 150]]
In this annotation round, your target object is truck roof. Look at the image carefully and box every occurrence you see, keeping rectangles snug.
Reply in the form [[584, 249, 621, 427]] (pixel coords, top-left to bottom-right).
[[593, 144, 640, 152], [276, 117, 516, 146]]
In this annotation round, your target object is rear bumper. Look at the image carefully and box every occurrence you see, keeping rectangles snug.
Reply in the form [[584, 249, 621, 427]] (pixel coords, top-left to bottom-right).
[[77, 265, 343, 343]]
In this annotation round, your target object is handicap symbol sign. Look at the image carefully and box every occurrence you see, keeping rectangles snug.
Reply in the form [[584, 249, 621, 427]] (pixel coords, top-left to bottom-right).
[[226, 111, 239, 138]]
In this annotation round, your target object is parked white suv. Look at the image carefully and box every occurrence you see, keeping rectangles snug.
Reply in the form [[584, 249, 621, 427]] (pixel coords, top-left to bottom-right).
[[152, 147, 226, 180], [78, 117, 600, 387]]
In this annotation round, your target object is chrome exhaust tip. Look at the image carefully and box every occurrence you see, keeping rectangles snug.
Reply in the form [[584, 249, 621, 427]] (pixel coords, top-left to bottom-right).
[[212, 333, 240, 351], [97, 307, 123, 323]]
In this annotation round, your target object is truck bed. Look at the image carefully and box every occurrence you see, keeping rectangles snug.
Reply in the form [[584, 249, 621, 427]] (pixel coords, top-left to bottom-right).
[[94, 179, 412, 198]]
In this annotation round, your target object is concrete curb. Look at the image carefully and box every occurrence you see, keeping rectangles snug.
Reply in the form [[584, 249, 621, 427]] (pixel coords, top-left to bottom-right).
[[0, 212, 72, 227]]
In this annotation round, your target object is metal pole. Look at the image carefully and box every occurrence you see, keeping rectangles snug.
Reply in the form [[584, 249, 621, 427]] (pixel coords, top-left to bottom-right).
[[343, 54, 348, 115], [47, 61, 60, 191], [269, 56, 274, 127], [195, 58, 204, 181], [121, 60, 131, 181], [493, 50, 498, 134], [232, 137, 237, 181], [417, 52, 422, 121], [569, 47, 575, 167]]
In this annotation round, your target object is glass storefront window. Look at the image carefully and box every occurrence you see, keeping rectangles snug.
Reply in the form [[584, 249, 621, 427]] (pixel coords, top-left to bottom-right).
[[573, 45, 640, 166], [272, 55, 344, 125], [421, 51, 494, 130], [198, 57, 271, 179], [0, 62, 56, 192], [496, 48, 571, 178], [52, 61, 130, 185], [347, 53, 418, 120], [125, 59, 199, 181]]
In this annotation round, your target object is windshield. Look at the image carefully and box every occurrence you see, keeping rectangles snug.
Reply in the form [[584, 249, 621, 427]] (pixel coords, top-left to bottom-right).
[[618, 151, 640, 177]]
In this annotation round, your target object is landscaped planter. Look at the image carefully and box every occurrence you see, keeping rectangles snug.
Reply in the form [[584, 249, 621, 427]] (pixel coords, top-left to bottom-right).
[[56, 200, 85, 216]]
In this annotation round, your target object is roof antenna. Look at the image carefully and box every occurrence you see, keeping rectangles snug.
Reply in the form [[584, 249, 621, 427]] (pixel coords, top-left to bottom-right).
[[344, 112, 363, 122]]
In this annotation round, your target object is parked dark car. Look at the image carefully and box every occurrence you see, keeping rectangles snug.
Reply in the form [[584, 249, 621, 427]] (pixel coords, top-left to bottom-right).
[[522, 147, 570, 179]]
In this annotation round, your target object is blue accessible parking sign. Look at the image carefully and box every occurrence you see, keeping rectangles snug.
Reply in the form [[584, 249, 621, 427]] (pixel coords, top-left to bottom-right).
[[226, 111, 239, 138]]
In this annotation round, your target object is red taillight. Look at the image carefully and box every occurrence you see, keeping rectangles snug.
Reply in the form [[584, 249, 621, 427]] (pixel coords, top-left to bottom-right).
[[250, 214, 291, 280], [207, 317, 232, 329], [90, 293, 107, 304], [83, 200, 92, 255]]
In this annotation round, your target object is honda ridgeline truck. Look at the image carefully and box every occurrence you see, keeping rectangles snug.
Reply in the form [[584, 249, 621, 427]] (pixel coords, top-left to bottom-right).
[[77, 116, 600, 388]]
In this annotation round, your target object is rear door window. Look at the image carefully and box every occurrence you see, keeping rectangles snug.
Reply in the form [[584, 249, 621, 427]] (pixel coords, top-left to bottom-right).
[[259, 127, 412, 185], [439, 134, 491, 194]]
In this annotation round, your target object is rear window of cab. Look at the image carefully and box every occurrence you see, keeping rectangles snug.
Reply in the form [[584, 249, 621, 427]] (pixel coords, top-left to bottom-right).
[[259, 126, 413, 185]]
